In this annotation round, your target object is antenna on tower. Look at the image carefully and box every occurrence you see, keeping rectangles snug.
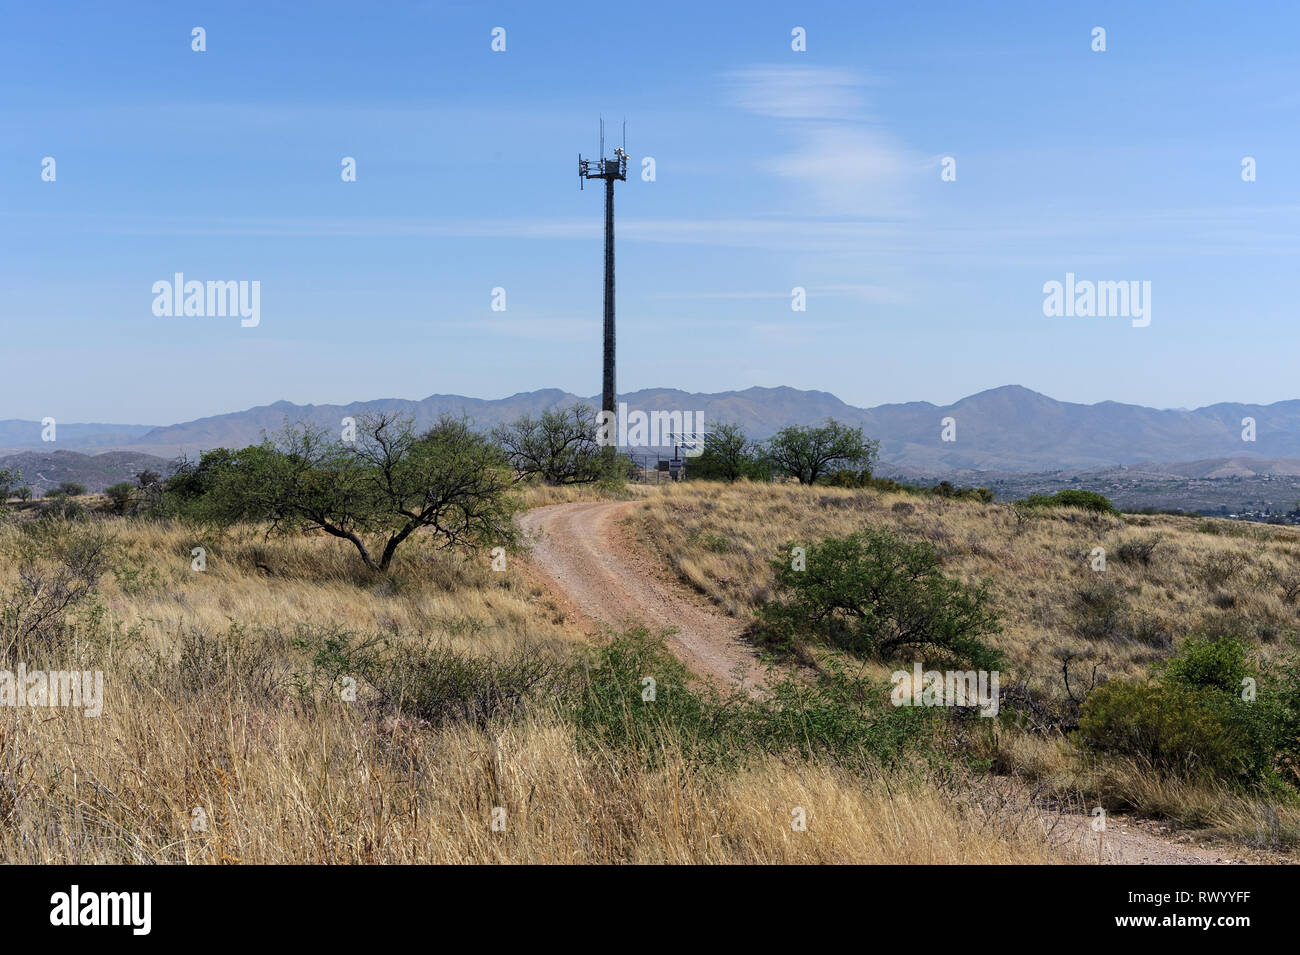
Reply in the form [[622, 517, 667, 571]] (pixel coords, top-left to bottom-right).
[[577, 119, 630, 433]]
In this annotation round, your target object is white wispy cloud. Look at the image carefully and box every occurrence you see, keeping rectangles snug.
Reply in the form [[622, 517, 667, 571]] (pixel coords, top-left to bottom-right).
[[725, 67, 876, 121], [761, 126, 920, 215], [725, 66, 921, 216]]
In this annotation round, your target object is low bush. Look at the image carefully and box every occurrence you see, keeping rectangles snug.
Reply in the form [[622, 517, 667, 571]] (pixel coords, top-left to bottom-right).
[[569, 629, 747, 767], [292, 625, 941, 774], [0, 519, 115, 660], [1115, 536, 1161, 566], [756, 531, 1003, 669], [104, 481, 136, 515], [1069, 581, 1129, 642], [571, 629, 940, 771], [294, 626, 561, 729], [1078, 634, 1300, 788], [1021, 489, 1119, 515]]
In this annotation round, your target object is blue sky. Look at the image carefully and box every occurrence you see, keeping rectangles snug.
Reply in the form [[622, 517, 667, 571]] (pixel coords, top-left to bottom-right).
[[3, 0, 1298, 424]]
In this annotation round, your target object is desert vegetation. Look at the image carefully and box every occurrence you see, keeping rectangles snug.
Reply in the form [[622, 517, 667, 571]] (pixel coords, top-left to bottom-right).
[[4, 409, 1297, 863], [0, 440, 1083, 863], [632, 479, 1300, 850]]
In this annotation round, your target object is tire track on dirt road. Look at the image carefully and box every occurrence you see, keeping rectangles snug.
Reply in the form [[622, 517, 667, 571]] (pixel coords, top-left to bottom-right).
[[517, 501, 768, 693]]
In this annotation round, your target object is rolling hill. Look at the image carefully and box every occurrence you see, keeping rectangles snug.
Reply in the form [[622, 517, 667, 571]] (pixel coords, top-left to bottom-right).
[[3, 384, 1299, 480]]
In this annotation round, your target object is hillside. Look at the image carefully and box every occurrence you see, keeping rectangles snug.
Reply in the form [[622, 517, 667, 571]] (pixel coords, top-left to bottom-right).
[[0, 484, 1087, 864], [3, 480, 1292, 862], [630, 481, 1300, 851], [0, 449, 172, 495]]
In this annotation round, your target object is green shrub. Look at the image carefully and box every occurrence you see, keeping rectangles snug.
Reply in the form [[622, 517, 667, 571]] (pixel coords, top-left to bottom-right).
[[1021, 489, 1119, 515], [822, 471, 994, 502], [292, 624, 943, 773], [699, 532, 731, 553], [1198, 552, 1248, 589], [37, 496, 88, 520], [174, 622, 281, 699], [1078, 681, 1253, 779], [749, 656, 940, 768], [1262, 642, 1300, 786], [1159, 633, 1252, 694], [824, 469, 869, 489], [0, 520, 115, 660], [757, 531, 1002, 669], [377, 642, 558, 728], [0, 468, 22, 501], [1078, 634, 1296, 786], [569, 629, 746, 767], [571, 629, 938, 771]]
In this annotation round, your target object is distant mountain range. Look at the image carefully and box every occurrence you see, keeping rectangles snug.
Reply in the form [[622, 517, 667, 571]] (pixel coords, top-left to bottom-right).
[[3, 385, 1300, 493]]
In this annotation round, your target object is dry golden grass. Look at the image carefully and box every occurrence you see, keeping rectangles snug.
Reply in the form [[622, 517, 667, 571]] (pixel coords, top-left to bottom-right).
[[978, 728, 1300, 850], [631, 479, 1300, 688], [0, 702, 1078, 864], [0, 508, 1078, 864], [627, 480, 1300, 850], [90, 519, 579, 660], [517, 481, 653, 509]]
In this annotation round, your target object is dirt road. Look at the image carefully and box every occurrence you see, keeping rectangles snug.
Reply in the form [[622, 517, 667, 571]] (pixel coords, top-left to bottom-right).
[[517, 500, 768, 693], [1044, 812, 1260, 865], [517, 499, 1273, 864]]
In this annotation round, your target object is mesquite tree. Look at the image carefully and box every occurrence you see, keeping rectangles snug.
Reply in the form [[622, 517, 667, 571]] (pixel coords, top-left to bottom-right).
[[174, 413, 517, 571], [766, 419, 878, 485]]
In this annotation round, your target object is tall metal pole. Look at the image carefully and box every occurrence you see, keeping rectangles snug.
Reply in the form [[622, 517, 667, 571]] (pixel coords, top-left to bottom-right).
[[579, 128, 628, 433], [602, 175, 616, 419]]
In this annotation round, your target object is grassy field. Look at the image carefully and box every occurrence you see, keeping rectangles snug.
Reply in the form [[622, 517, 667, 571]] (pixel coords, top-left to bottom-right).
[[0, 487, 1083, 864], [634, 480, 1300, 682], [630, 480, 1300, 848]]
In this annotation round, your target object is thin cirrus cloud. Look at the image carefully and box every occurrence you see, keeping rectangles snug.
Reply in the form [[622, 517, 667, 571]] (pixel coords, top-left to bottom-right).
[[653, 284, 908, 305], [761, 126, 920, 216], [86, 213, 907, 252], [724, 66, 923, 217], [724, 67, 876, 121], [39, 204, 1297, 263]]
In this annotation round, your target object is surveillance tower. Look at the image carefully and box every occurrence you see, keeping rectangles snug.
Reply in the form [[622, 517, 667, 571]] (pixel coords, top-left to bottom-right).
[[578, 119, 628, 423]]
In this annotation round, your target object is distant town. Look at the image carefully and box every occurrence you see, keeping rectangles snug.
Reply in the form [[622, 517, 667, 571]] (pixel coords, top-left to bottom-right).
[[965, 468, 1300, 524]]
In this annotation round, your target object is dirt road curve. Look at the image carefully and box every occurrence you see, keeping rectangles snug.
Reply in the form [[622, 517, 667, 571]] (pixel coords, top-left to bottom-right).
[[517, 501, 768, 693], [518, 500, 1276, 865]]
